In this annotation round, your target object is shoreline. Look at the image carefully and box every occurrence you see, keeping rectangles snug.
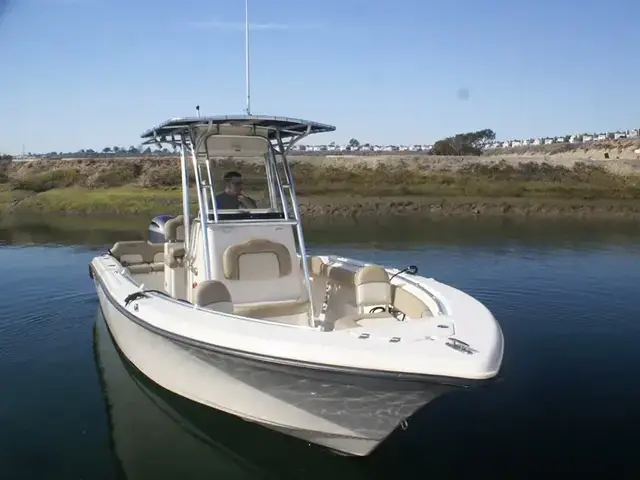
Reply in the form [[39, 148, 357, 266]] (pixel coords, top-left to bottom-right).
[[1, 187, 640, 219], [1, 155, 640, 219]]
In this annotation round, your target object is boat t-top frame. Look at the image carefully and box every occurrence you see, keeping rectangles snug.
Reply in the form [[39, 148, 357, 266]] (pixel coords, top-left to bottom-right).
[[140, 114, 336, 324]]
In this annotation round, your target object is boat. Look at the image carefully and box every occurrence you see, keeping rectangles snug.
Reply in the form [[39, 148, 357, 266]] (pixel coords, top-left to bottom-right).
[[89, 113, 505, 456], [93, 309, 372, 479]]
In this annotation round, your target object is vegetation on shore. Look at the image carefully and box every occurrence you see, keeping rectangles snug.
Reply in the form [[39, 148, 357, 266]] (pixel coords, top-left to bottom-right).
[[430, 129, 496, 156], [0, 154, 639, 217]]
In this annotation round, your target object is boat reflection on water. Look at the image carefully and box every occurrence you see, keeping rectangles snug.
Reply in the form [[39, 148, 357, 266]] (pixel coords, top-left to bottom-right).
[[93, 310, 373, 480]]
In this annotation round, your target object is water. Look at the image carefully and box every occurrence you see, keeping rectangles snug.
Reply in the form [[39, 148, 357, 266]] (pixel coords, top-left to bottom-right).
[[1, 215, 639, 479]]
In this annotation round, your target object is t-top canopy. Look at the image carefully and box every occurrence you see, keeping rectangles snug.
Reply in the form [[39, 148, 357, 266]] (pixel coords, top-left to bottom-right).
[[140, 114, 336, 143]]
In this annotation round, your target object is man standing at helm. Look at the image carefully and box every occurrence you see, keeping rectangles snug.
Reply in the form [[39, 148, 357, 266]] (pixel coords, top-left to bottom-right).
[[213, 171, 258, 209]]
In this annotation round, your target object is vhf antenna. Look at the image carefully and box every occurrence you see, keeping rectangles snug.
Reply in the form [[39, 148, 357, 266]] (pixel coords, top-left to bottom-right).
[[244, 0, 251, 115]]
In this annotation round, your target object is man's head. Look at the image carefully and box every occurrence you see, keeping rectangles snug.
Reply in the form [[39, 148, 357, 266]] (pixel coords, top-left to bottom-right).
[[223, 171, 244, 196]]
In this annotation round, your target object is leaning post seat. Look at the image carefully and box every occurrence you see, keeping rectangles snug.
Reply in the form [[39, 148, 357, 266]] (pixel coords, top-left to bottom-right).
[[220, 238, 310, 319]]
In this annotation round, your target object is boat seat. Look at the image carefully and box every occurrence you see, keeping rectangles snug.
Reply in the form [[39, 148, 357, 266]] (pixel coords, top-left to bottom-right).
[[164, 215, 185, 242], [127, 262, 165, 274], [164, 244, 186, 268], [110, 240, 164, 265], [304, 256, 356, 285], [234, 298, 310, 319], [332, 312, 399, 330], [194, 280, 234, 314], [306, 257, 432, 319], [355, 265, 392, 312], [329, 265, 396, 331], [223, 238, 292, 281], [392, 285, 433, 318]]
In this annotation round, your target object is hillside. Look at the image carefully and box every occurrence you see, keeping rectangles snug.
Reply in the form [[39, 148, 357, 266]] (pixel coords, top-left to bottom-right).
[[1, 154, 640, 218], [484, 138, 640, 167]]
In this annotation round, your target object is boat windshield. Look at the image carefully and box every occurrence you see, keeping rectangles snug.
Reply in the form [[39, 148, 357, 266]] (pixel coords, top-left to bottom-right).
[[209, 157, 273, 210]]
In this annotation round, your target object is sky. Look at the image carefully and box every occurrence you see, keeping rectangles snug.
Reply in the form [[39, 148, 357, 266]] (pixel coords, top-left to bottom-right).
[[2, 0, 640, 154]]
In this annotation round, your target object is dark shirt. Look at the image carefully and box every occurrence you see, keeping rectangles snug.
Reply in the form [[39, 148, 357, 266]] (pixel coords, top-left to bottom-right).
[[212, 192, 258, 210], [214, 192, 243, 210]]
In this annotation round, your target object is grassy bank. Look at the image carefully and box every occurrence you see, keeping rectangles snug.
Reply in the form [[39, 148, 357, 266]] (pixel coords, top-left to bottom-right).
[[1, 157, 640, 218]]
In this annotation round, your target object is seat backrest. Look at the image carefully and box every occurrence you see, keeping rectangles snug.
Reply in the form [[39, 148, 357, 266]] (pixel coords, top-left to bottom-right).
[[164, 215, 185, 243], [354, 265, 391, 312], [110, 240, 164, 265], [223, 239, 292, 281], [194, 280, 234, 314]]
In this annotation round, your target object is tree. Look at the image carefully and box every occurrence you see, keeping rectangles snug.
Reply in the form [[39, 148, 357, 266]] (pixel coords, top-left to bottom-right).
[[102, 147, 111, 153], [430, 128, 496, 156], [348, 138, 360, 149]]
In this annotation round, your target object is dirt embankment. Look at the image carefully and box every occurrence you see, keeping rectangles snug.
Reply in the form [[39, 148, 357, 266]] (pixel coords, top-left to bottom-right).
[[1, 155, 640, 218], [484, 138, 640, 175]]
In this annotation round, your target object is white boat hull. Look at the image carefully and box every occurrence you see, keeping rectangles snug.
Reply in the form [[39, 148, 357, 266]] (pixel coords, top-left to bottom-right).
[[95, 280, 458, 456]]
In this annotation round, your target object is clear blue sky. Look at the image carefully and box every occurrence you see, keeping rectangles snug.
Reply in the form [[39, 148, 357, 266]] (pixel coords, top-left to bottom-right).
[[2, 0, 640, 154]]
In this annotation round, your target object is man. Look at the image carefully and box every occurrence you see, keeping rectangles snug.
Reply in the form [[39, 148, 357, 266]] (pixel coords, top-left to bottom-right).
[[213, 171, 258, 210]]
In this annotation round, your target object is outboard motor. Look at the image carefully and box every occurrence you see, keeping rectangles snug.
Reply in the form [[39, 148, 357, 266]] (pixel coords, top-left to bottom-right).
[[148, 214, 175, 244]]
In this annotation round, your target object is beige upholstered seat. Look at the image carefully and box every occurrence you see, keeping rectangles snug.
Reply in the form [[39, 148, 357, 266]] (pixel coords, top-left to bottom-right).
[[194, 280, 234, 314], [163, 215, 182, 242], [223, 238, 292, 281], [221, 239, 310, 320], [110, 241, 165, 265], [164, 215, 186, 242], [164, 245, 186, 268], [234, 298, 310, 319], [354, 265, 392, 313], [127, 263, 165, 274], [332, 265, 396, 331]]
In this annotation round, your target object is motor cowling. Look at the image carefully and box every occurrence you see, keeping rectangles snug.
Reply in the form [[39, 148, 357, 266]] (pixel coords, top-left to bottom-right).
[[148, 214, 175, 244]]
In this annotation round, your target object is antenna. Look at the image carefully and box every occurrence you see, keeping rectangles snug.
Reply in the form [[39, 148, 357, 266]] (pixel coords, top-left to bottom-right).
[[244, 0, 251, 115]]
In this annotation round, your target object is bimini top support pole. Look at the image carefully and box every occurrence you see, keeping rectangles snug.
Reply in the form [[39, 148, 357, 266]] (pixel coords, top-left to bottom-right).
[[189, 130, 212, 281], [275, 128, 316, 326], [179, 140, 191, 251]]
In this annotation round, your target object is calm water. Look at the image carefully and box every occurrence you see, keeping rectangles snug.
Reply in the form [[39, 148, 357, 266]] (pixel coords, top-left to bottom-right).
[[1, 216, 640, 479]]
